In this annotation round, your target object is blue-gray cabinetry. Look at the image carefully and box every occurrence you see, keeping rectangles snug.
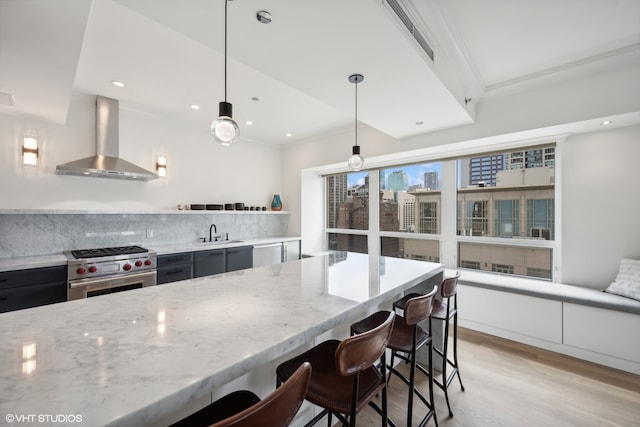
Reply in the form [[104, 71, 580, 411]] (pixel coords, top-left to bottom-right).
[[225, 246, 253, 272], [194, 249, 226, 278], [157, 252, 193, 284], [0, 266, 67, 313]]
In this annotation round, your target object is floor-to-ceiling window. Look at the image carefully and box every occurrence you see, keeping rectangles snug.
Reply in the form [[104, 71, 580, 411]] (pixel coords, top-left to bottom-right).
[[322, 142, 557, 281]]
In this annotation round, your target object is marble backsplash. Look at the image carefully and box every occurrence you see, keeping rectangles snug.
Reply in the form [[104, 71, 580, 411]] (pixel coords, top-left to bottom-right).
[[0, 211, 289, 258]]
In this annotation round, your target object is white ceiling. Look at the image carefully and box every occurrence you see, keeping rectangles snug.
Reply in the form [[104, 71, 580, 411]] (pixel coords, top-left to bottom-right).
[[1, 0, 639, 145]]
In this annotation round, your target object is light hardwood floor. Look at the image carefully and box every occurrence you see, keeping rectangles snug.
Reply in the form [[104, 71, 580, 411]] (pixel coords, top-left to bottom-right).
[[354, 328, 640, 427]]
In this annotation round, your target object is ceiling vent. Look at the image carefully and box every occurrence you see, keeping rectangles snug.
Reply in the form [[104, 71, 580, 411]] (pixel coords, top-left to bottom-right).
[[385, 0, 434, 62]]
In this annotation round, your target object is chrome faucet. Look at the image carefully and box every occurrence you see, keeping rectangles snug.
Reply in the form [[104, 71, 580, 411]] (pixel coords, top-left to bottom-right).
[[209, 224, 217, 242]]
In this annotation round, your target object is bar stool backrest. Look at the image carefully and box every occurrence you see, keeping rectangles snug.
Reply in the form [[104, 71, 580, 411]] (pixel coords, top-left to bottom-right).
[[404, 286, 438, 326], [210, 362, 312, 427], [336, 311, 395, 376], [441, 272, 461, 299]]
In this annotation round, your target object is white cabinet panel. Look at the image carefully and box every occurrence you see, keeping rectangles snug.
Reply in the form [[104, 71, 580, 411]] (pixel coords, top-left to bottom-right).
[[252, 243, 283, 267], [563, 303, 640, 363], [283, 240, 301, 262], [458, 284, 562, 343]]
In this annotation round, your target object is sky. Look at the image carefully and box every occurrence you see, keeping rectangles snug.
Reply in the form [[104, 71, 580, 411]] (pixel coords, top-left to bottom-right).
[[347, 162, 443, 188]]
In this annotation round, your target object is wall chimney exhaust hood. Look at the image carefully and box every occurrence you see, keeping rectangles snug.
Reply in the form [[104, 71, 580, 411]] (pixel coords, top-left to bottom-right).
[[55, 96, 157, 181]]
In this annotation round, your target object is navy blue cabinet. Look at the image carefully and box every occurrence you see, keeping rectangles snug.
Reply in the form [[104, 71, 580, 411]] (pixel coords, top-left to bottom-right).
[[157, 252, 194, 284], [158, 244, 255, 283], [194, 249, 226, 278], [0, 266, 67, 313], [226, 246, 253, 272]]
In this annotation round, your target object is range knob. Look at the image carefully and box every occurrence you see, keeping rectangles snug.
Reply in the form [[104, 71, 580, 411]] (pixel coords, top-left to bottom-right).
[[88, 266, 97, 273], [135, 260, 143, 267], [123, 263, 132, 271], [144, 259, 152, 266], [76, 267, 86, 275]]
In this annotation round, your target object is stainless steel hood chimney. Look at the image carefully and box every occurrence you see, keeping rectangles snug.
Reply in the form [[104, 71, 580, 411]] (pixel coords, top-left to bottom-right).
[[56, 96, 157, 181]]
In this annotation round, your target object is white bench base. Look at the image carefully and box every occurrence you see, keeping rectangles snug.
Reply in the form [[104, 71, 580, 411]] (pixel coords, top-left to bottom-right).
[[457, 272, 640, 375]]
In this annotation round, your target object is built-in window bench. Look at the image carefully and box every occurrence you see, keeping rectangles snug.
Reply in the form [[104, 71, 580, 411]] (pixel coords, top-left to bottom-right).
[[456, 270, 640, 375]]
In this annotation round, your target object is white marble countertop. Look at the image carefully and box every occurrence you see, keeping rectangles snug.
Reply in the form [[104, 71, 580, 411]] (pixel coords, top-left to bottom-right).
[[0, 237, 300, 272], [0, 252, 443, 427], [0, 253, 68, 272], [151, 237, 300, 256]]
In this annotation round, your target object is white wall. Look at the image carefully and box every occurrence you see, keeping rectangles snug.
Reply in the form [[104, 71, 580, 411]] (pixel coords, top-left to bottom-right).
[[0, 92, 284, 210], [561, 125, 640, 288]]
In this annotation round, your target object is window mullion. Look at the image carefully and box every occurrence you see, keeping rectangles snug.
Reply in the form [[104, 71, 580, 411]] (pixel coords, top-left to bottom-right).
[[440, 159, 457, 269], [368, 170, 380, 257]]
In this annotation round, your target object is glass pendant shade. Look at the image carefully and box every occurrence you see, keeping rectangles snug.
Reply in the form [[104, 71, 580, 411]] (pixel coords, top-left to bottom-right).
[[348, 145, 364, 171], [211, 101, 239, 146]]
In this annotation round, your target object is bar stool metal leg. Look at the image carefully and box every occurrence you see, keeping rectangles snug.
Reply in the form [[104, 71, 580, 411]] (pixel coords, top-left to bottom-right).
[[431, 273, 464, 418]]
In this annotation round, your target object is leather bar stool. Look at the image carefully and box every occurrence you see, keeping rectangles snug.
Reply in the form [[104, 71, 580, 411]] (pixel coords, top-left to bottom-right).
[[352, 287, 439, 427], [276, 311, 396, 427], [394, 272, 464, 417], [171, 361, 311, 427]]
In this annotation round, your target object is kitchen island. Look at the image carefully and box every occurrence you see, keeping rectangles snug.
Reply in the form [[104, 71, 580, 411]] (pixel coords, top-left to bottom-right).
[[0, 252, 442, 427]]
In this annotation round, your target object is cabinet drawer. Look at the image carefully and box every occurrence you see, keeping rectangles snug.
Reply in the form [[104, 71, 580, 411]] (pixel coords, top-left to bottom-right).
[[0, 266, 66, 290], [157, 265, 193, 284], [157, 252, 194, 268], [0, 281, 67, 313]]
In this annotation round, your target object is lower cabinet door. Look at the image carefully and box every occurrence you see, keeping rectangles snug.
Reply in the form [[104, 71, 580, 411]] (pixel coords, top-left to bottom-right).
[[0, 281, 67, 313], [226, 246, 253, 272], [194, 249, 226, 278]]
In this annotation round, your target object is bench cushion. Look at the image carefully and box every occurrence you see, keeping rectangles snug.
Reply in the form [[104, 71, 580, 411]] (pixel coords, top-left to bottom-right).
[[605, 258, 640, 302]]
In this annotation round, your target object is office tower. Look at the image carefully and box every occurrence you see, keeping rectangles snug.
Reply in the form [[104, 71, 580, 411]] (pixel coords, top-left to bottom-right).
[[388, 170, 409, 201], [468, 155, 506, 187], [424, 171, 438, 190], [327, 174, 348, 228]]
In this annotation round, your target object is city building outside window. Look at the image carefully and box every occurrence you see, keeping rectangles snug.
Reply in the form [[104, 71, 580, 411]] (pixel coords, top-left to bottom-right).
[[323, 143, 556, 281], [456, 144, 555, 279], [326, 171, 369, 253], [379, 164, 442, 234]]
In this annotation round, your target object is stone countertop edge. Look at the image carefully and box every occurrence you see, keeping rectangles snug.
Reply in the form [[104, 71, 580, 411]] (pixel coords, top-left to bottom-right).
[[0, 237, 301, 272], [152, 237, 301, 256]]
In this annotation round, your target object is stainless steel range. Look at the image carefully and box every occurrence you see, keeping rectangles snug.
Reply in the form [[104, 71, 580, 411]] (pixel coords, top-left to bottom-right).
[[65, 245, 157, 300]]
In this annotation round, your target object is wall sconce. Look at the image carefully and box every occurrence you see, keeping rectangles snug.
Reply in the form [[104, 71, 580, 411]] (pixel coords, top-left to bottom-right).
[[23, 136, 38, 166], [156, 156, 167, 177]]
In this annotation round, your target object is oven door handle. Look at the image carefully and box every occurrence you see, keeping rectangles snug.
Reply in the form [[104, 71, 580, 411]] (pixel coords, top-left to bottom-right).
[[69, 270, 157, 289]]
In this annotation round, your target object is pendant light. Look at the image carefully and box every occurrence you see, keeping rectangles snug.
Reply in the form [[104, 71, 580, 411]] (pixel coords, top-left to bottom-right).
[[347, 74, 365, 171], [211, 0, 239, 146]]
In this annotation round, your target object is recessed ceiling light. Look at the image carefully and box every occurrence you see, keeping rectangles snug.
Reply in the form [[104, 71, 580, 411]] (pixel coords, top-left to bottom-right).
[[190, 104, 200, 110], [111, 80, 125, 87], [246, 121, 253, 125], [285, 133, 292, 137], [600, 120, 613, 126], [416, 121, 424, 125]]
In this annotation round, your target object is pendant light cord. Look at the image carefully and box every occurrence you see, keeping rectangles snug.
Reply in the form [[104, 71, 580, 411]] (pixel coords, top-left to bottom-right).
[[354, 77, 358, 147], [224, 0, 228, 102]]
